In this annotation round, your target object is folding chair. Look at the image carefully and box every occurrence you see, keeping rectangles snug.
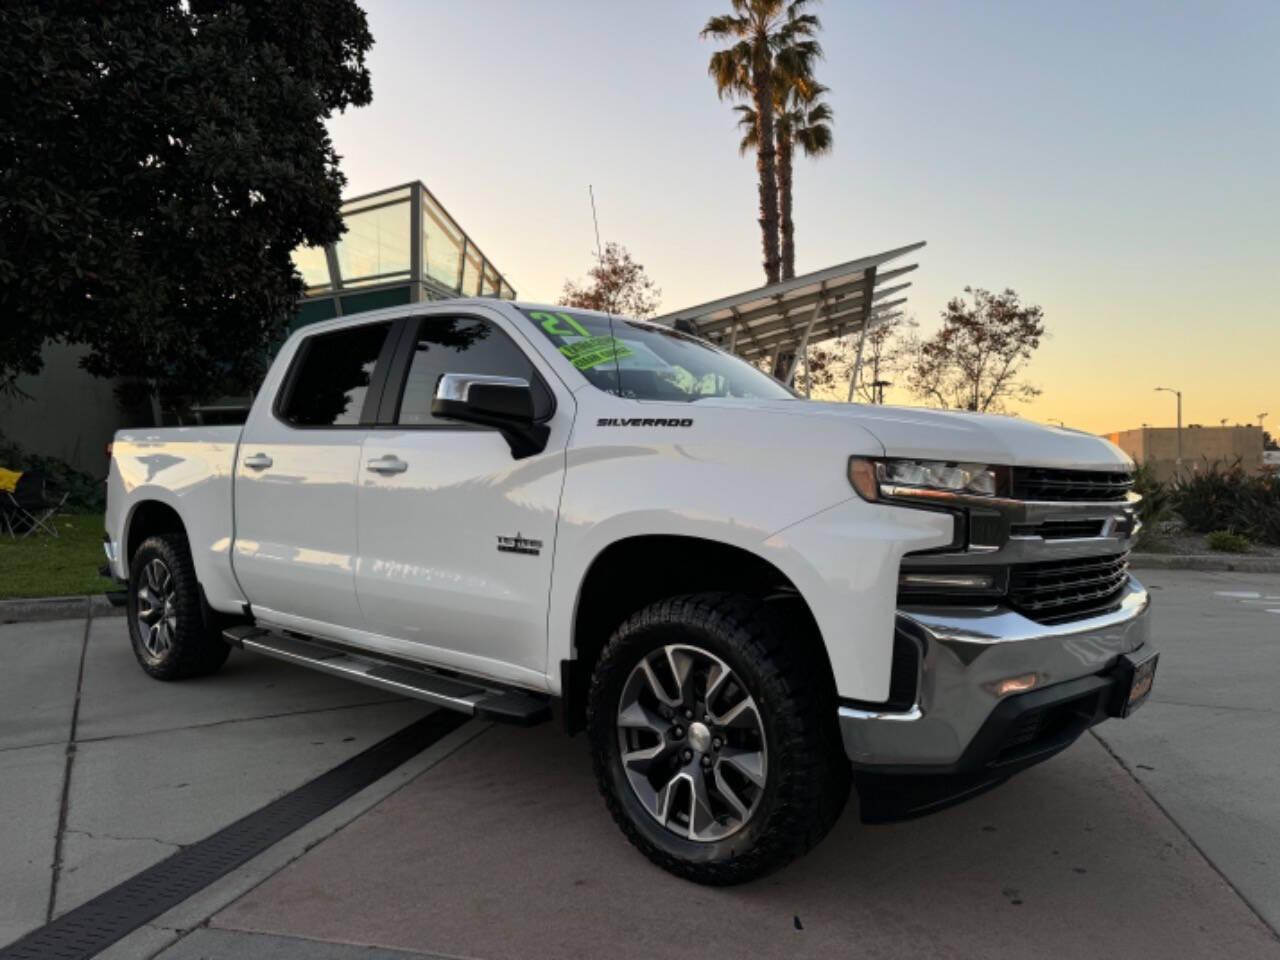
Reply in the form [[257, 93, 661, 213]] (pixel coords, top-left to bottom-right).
[[2, 471, 69, 538], [0, 467, 21, 539]]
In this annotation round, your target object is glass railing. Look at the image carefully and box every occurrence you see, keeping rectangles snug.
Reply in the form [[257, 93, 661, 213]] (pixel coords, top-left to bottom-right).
[[290, 182, 514, 303]]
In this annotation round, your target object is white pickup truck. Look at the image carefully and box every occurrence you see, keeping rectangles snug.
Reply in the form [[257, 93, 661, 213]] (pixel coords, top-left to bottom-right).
[[104, 299, 1157, 884]]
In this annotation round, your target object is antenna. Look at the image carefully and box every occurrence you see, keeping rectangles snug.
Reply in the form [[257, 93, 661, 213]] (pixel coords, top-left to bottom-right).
[[588, 185, 624, 395]]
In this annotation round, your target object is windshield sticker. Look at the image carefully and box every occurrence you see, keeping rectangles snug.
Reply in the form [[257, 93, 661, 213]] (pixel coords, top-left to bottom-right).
[[558, 335, 635, 370], [528, 310, 590, 338]]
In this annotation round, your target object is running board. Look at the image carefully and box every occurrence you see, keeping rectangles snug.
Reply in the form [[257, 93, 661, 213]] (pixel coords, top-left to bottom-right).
[[223, 626, 551, 726]]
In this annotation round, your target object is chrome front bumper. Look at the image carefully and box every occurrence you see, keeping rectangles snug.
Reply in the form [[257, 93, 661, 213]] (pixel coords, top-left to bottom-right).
[[838, 576, 1152, 768]]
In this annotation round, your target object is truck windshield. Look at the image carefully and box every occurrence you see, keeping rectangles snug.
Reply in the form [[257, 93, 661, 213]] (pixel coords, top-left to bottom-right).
[[519, 308, 796, 402]]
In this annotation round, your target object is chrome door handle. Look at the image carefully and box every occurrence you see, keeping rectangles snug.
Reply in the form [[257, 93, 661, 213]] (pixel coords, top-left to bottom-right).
[[366, 455, 408, 475], [243, 453, 273, 470]]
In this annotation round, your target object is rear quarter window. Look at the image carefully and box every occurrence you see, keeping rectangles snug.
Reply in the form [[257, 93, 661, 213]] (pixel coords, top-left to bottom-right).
[[278, 321, 393, 426]]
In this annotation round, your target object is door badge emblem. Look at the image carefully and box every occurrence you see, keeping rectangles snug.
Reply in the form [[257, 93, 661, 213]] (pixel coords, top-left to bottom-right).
[[497, 533, 543, 556]]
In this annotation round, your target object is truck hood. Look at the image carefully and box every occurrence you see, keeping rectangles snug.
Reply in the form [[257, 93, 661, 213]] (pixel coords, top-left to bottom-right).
[[692, 398, 1132, 471]]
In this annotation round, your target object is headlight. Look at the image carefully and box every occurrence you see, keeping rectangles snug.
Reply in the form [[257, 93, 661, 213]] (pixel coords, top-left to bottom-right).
[[848, 457, 1004, 502]]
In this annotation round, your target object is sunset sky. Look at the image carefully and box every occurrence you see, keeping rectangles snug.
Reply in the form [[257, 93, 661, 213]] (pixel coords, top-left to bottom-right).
[[326, 0, 1278, 435]]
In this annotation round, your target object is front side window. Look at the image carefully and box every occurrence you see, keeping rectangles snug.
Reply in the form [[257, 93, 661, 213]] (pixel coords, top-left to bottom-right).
[[396, 316, 552, 425], [279, 321, 392, 426], [520, 308, 796, 403]]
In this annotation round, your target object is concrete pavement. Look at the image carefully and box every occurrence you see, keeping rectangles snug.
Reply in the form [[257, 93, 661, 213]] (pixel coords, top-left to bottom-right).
[[1095, 567, 1280, 932], [0, 611, 431, 947], [211, 719, 1278, 960], [2, 569, 1278, 958]]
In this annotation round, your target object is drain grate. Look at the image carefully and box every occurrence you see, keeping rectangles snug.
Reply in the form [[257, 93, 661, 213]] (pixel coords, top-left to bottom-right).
[[0, 709, 469, 960]]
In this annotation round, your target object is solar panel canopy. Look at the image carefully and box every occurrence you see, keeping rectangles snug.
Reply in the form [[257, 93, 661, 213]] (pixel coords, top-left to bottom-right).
[[652, 242, 924, 365]]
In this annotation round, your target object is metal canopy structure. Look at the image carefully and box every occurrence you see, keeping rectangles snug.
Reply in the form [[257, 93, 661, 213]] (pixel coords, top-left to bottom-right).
[[652, 241, 924, 395]]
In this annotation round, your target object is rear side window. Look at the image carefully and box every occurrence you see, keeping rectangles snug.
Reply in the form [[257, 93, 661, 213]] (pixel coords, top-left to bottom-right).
[[280, 322, 392, 426], [396, 316, 552, 425]]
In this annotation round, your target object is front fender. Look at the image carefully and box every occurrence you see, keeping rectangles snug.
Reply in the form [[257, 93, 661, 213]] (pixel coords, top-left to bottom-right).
[[546, 495, 953, 702]]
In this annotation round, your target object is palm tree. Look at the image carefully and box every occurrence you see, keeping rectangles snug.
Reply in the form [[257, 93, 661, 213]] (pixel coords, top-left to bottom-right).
[[736, 79, 833, 280], [703, 1, 821, 286]]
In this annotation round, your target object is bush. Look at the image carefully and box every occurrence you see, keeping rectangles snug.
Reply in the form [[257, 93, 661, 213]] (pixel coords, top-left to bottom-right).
[[1206, 530, 1251, 553], [0, 433, 105, 513], [1132, 461, 1170, 527], [1172, 460, 1280, 546]]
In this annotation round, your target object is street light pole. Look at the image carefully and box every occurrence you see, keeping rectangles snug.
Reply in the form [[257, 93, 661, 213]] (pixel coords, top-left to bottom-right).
[[1155, 386, 1183, 471]]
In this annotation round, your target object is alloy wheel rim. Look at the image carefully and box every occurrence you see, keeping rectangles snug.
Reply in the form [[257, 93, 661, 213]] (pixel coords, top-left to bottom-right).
[[136, 558, 177, 659], [616, 644, 767, 842]]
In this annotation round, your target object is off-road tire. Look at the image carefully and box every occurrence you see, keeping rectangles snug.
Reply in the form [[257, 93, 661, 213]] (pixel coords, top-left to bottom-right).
[[127, 533, 230, 680], [587, 592, 850, 885]]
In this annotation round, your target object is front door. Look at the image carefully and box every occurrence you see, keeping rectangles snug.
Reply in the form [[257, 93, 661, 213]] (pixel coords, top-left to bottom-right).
[[232, 318, 397, 632], [354, 310, 570, 688]]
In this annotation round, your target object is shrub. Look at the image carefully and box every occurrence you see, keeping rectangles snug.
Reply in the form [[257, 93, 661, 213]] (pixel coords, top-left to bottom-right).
[[1132, 461, 1170, 527], [1172, 460, 1280, 546], [1206, 530, 1251, 553]]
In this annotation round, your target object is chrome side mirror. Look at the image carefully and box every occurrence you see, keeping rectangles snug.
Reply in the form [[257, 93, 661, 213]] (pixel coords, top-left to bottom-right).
[[431, 373, 549, 459]]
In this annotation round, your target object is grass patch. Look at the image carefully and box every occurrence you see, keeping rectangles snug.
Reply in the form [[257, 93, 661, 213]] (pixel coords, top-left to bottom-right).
[[0, 514, 116, 598]]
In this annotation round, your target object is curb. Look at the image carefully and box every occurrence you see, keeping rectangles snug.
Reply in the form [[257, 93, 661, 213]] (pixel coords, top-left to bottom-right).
[[1130, 553, 1280, 574], [0, 593, 125, 624]]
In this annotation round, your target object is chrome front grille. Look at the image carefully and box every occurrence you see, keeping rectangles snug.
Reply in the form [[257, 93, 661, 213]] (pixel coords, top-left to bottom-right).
[[1010, 467, 1133, 502], [1008, 518, 1107, 540], [1007, 552, 1131, 624]]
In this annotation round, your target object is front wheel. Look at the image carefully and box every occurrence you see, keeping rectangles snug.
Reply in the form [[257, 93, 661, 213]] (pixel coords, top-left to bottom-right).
[[127, 533, 230, 680], [587, 593, 849, 885]]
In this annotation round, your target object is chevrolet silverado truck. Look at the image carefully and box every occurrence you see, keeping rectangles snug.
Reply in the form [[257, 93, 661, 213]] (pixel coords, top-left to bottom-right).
[[104, 300, 1157, 884]]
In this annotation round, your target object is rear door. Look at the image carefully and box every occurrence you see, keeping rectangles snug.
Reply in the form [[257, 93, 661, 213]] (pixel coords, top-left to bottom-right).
[[232, 318, 399, 632], [354, 308, 570, 687]]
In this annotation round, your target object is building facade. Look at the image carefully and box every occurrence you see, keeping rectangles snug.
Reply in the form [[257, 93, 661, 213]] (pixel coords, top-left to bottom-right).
[[1105, 425, 1266, 482], [289, 181, 515, 330]]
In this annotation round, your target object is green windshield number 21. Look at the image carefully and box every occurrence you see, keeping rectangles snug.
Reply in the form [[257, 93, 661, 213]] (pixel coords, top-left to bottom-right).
[[530, 311, 590, 338]]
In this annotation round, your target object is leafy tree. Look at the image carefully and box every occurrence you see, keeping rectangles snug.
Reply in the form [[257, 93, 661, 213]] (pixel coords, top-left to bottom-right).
[[0, 0, 373, 408], [702, 0, 821, 285], [736, 81, 832, 281], [906, 287, 1046, 412], [560, 242, 662, 320]]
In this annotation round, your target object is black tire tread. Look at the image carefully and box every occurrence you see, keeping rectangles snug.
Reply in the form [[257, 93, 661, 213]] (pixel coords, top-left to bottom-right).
[[586, 591, 849, 885], [128, 533, 230, 680]]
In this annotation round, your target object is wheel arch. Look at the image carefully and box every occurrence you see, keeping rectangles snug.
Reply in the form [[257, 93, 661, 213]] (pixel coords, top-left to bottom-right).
[[125, 499, 188, 564], [560, 534, 834, 735]]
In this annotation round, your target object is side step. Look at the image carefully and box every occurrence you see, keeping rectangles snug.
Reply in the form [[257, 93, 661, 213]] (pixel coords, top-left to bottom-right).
[[223, 626, 551, 727]]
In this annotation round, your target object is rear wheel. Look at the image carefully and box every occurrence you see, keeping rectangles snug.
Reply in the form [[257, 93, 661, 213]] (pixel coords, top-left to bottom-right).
[[127, 533, 230, 680], [587, 593, 849, 885]]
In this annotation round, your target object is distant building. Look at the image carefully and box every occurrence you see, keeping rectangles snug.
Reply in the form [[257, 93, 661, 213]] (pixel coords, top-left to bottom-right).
[[1105, 425, 1266, 482]]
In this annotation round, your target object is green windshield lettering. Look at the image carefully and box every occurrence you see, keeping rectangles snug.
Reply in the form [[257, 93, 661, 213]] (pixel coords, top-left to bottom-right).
[[529, 310, 590, 338]]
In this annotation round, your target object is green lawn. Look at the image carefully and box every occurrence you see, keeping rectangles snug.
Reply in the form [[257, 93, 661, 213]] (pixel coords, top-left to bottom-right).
[[0, 514, 117, 598]]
